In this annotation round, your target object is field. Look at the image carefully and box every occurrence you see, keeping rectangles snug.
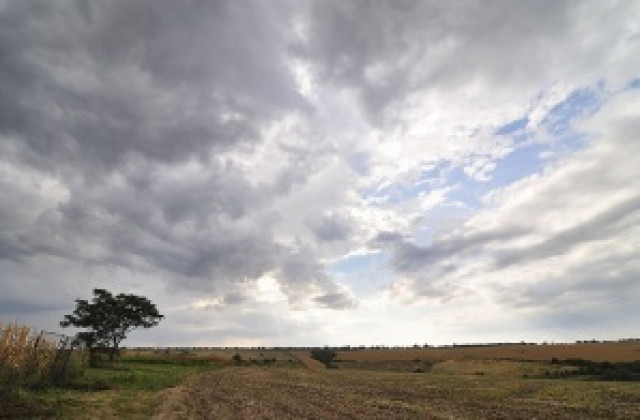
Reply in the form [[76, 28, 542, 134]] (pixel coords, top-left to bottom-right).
[[154, 364, 640, 419], [336, 341, 640, 363], [152, 343, 640, 418], [2, 342, 640, 418]]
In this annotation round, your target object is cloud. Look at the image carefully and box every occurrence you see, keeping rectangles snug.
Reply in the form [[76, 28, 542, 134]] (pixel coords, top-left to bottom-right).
[[377, 90, 640, 313], [300, 1, 639, 119], [314, 291, 356, 310], [1, 1, 639, 345], [306, 212, 352, 242], [0, 0, 353, 310]]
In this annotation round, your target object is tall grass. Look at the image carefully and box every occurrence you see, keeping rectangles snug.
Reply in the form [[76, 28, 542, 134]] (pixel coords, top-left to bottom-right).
[[0, 322, 83, 391]]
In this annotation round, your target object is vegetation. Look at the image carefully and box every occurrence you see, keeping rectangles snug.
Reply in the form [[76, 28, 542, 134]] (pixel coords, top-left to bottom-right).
[[60, 289, 163, 364], [548, 358, 640, 381], [0, 349, 218, 419], [0, 322, 85, 391], [155, 359, 640, 418], [3, 342, 640, 417], [310, 348, 337, 368]]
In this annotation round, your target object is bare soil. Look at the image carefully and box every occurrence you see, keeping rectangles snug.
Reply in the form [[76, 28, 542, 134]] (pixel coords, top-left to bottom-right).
[[152, 366, 640, 419], [337, 342, 640, 362]]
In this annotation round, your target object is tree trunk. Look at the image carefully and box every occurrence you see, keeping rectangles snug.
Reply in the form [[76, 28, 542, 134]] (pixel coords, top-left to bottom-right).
[[110, 337, 118, 362]]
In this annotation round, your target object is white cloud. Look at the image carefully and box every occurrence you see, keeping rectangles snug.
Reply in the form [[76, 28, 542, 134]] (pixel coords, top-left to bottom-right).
[[1, 1, 639, 346]]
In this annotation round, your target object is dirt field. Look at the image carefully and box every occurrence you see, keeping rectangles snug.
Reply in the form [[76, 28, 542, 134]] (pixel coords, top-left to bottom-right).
[[337, 342, 640, 363], [289, 351, 326, 371], [153, 364, 640, 419]]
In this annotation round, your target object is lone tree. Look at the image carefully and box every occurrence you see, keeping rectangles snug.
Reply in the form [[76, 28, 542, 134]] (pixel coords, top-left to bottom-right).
[[310, 347, 337, 368], [60, 288, 163, 363]]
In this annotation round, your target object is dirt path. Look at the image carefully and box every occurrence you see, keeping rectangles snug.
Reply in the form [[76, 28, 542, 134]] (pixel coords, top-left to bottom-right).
[[288, 351, 326, 371], [152, 366, 626, 419]]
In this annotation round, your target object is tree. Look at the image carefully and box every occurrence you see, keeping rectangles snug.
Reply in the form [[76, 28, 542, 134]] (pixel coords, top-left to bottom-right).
[[310, 347, 337, 368], [60, 288, 163, 363]]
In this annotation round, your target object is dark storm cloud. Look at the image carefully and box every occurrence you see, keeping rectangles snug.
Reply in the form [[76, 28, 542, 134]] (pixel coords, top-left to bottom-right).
[[298, 0, 574, 120], [0, 0, 305, 172], [0, 0, 355, 309], [2, 0, 639, 345]]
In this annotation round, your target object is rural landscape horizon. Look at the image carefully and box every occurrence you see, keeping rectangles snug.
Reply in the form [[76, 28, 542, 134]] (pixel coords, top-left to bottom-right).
[[2, 1, 640, 417]]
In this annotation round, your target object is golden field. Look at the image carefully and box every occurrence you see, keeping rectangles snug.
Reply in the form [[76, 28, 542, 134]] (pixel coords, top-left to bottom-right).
[[336, 342, 640, 363]]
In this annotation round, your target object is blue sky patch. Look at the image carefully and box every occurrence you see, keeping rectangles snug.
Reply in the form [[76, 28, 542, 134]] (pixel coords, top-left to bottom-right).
[[330, 251, 393, 295], [541, 86, 602, 136], [495, 116, 529, 136]]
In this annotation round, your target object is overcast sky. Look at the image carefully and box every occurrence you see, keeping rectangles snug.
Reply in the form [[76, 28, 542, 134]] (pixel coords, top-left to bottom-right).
[[1, 0, 639, 347]]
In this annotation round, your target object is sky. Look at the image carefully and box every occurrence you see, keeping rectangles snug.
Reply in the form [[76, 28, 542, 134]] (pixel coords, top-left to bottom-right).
[[1, 0, 639, 347]]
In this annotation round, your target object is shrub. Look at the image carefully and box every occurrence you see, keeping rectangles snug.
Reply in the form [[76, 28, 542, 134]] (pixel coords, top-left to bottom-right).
[[310, 348, 337, 367]]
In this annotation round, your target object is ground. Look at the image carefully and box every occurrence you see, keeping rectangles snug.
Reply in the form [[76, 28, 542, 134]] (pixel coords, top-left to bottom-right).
[[4, 344, 640, 418], [153, 361, 640, 419]]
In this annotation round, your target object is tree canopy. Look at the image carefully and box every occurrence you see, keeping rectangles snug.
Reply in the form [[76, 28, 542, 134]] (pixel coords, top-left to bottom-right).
[[60, 288, 163, 362]]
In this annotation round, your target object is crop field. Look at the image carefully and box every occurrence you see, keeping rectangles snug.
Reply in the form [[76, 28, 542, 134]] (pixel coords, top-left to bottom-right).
[[336, 341, 640, 363], [154, 362, 640, 419], [4, 343, 640, 418]]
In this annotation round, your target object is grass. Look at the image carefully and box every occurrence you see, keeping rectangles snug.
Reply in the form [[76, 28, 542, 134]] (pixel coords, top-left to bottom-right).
[[0, 357, 218, 419], [4, 345, 639, 418]]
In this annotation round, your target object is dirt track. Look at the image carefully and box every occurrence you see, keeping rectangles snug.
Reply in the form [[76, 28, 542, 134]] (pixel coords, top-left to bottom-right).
[[289, 351, 326, 371], [152, 366, 639, 419]]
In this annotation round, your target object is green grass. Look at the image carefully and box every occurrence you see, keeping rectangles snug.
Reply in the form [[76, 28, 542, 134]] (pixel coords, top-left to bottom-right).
[[83, 361, 213, 391], [0, 359, 218, 419]]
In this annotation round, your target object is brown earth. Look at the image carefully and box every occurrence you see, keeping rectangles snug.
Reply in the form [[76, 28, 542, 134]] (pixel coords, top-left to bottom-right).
[[152, 366, 640, 419], [337, 342, 640, 362], [289, 351, 326, 371]]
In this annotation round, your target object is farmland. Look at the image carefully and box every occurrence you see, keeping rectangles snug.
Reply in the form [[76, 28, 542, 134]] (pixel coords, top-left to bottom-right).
[[336, 341, 640, 363], [2, 342, 640, 418], [155, 359, 640, 419], [154, 342, 640, 418]]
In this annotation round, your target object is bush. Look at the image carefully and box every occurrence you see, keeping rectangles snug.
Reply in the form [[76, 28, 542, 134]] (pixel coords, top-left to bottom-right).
[[310, 348, 337, 367], [548, 358, 640, 381]]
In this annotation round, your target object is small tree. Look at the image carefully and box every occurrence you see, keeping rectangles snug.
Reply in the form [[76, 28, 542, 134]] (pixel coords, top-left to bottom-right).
[[310, 348, 337, 368], [60, 289, 163, 364]]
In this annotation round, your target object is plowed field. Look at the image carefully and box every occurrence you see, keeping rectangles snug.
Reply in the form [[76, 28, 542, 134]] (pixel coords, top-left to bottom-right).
[[153, 366, 640, 419], [336, 342, 640, 363]]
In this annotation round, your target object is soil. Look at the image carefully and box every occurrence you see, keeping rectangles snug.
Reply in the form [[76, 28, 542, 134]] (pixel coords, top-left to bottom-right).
[[152, 366, 639, 419]]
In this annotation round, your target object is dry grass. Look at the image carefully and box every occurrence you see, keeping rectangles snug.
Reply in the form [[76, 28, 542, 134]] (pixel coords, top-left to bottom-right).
[[0, 322, 57, 388], [336, 342, 640, 363], [153, 364, 640, 419]]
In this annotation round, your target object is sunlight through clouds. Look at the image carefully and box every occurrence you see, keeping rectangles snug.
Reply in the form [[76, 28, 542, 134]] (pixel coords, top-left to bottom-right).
[[1, 0, 639, 346]]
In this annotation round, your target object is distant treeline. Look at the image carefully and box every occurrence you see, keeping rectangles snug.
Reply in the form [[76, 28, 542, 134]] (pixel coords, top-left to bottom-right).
[[127, 338, 640, 352]]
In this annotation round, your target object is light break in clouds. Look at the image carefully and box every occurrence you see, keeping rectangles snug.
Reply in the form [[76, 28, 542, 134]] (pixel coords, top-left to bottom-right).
[[1, 0, 639, 346]]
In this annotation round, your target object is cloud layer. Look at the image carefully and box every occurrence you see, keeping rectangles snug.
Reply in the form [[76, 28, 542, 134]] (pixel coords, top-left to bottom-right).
[[1, 0, 639, 345]]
